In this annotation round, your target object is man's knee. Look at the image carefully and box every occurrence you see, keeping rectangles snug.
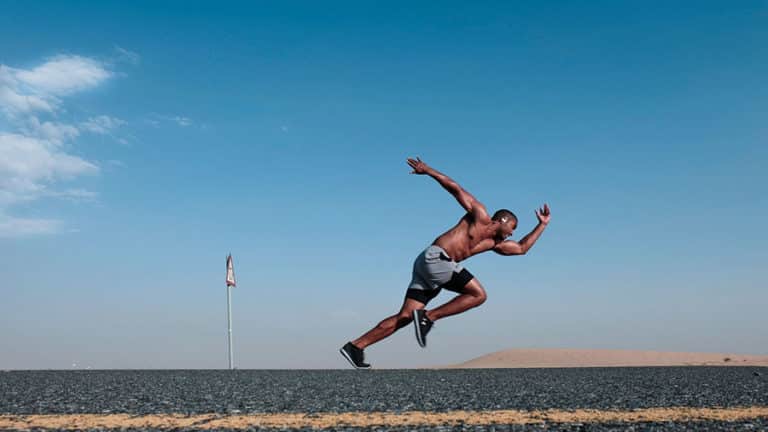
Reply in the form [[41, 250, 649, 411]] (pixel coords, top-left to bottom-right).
[[374, 319, 389, 331], [376, 312, 413, 331], [465, 279, 487, 305], [394, 298, 423, 327], [395, 312, 414, 328], [475, 290, 487, 305], [376, 315, 397, 331]]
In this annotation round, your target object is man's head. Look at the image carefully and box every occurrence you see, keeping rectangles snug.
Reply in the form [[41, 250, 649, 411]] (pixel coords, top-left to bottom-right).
[[492, 209, 518, 239]]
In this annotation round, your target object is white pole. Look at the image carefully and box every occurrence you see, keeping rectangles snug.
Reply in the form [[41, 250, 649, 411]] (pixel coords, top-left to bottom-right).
[[227, 284, 234, 370]]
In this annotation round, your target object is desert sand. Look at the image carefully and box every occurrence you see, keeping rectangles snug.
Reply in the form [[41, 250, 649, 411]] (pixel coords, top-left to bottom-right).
[[446, 348, 768, 368]]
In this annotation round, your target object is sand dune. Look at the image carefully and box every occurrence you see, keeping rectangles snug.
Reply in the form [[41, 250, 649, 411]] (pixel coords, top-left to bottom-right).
[[447, 348, 768, 368]]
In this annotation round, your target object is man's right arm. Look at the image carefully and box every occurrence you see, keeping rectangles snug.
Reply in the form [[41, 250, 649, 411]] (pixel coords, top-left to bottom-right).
[[494, 222, 547, 255], [407, 157, 489, 221], [494, 204, 551, 256]]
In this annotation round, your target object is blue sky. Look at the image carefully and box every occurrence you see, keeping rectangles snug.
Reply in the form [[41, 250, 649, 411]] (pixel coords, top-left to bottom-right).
[[1, 1, 766, 369]]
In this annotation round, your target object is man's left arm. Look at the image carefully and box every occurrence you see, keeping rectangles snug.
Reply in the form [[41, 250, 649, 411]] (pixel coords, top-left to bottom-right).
[[494, 204, 551, 256]]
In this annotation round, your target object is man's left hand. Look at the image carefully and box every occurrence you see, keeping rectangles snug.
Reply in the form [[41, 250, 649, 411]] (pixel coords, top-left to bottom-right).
[[536, 203, 551, 225], [407, 157, 430, 175]]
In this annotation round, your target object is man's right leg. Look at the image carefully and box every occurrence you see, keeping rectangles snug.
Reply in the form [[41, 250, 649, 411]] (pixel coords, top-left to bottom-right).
[[352, 298, 425, 349], [425, 278, 487, 322], [413, 278, 487, 348]]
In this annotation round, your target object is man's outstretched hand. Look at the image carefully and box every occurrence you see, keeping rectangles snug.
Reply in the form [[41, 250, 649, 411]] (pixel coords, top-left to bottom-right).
[[407, 157, 430, 175], [536, 203, 551, 225]]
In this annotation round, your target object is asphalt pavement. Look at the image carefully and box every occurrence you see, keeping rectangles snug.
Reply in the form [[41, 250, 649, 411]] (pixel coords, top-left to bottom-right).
[[1, 367, 766, 430]]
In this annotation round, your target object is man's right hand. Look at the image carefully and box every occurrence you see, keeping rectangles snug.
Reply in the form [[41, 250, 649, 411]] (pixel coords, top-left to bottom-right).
[[407, 156, 488, 220], [407, 157, 430, 175]]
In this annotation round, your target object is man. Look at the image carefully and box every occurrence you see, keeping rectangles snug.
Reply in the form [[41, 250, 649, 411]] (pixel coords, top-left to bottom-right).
[[340, 157, 551, 369]]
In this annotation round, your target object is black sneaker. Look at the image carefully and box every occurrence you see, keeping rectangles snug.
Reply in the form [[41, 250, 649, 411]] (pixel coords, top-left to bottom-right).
[[413, 309, 434, 348], [339, 342, 371, 369]]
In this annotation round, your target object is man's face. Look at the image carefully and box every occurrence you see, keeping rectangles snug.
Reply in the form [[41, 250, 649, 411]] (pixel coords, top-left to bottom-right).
[[498, 218, 517, 239], [505, 221, 517, 238]]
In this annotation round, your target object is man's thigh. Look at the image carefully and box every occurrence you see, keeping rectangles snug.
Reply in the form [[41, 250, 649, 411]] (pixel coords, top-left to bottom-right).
[[403, 288, 440, 308], [459, 277, 486, 298], [441, 268, 477, 294]]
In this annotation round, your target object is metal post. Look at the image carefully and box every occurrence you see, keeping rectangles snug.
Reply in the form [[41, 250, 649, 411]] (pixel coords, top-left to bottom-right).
[[227, 285, 233, 369]]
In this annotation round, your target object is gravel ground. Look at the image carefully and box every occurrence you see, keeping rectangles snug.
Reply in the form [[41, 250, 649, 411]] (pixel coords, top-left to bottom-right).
[[2, 367, 766, 414], [1, 367, 767, 430]]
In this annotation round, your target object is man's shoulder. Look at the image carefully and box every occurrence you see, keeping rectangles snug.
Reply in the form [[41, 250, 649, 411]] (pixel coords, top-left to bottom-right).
[[462, 211, 494, 224]]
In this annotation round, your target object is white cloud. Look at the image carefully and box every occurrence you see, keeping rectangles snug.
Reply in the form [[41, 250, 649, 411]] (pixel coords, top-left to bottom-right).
[[0, 133, 98, 206], [0, 87, 56, 115], [25, 117, 80, 144], [14, 55, 112, 96], [0, 133, 97, 181], [81, 115, 125, 134], [0, 55, 112, 117], [0, 67, 57, 116], [0, 54, 114, 237], [0, 214, 63, 237]]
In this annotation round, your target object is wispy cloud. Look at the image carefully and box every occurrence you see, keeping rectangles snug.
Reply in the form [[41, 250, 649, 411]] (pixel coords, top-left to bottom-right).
[[81, 115, 125, 135], [0, 215, 62, 237], [24, 117, 81, 144], [172, 116, 192, 127], [145, 113, 195, 128], [0, 132, 99, 207], [45, 188, 99, 203], [0, 54, 120, 237], [114, 46, 141, 66]]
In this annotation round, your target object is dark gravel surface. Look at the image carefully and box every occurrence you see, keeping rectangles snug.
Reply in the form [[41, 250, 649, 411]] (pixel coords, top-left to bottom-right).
[[2, 368, 767, 431], [2, 367, 766, 415]]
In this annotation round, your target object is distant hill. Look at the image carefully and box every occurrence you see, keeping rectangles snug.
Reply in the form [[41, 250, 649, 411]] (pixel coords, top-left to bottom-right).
[[445, 348, 768, 368]]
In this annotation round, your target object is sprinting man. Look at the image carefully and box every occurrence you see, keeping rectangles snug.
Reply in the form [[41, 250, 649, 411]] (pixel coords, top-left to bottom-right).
[[340, 157, 551, 369]]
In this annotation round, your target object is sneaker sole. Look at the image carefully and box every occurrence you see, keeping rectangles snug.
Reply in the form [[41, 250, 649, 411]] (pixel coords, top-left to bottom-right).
[[339, 348, 371, 370], [413, 310, 426, 348]]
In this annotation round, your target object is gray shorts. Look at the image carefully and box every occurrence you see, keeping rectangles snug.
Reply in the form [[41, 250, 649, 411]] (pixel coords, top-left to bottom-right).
[[405, 245, 475, 304]]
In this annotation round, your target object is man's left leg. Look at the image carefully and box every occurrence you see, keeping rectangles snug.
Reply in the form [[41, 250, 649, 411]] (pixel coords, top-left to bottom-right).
[[425, 278, 487, 321], [353, 297, 425, 349]]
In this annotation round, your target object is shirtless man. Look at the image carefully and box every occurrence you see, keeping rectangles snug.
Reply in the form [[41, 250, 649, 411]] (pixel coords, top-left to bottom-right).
[[340, 157, 551, 369]]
